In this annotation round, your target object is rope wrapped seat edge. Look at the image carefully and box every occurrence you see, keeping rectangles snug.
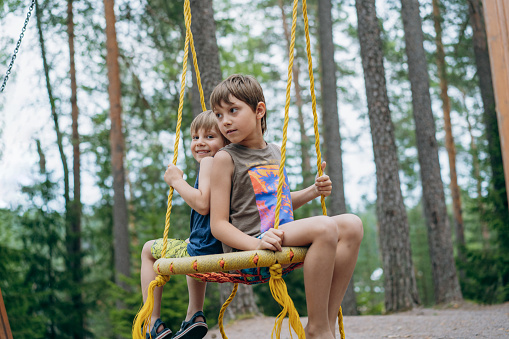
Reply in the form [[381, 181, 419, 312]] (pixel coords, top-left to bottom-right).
[[154, 246, 308, 282]]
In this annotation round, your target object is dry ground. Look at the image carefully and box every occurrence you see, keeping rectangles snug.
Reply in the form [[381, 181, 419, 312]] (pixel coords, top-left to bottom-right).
[[204, 302, 509, 339]]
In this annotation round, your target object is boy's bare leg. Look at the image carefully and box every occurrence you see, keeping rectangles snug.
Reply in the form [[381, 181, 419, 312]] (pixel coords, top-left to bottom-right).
[[280, 216, 339, 339], [185, 276, 207, 322], [141, 240, 164, 330], [326, 214, 364, 336]]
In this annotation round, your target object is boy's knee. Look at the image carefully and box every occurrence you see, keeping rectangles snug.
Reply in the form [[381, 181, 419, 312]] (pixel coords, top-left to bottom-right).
[[141, 240, 155, 258], [314, 216, 339, 243], [347, 214, 364, 243], [336, 214, 363, 244]]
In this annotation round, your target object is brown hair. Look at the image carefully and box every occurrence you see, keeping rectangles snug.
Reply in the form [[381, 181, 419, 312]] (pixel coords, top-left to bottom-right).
[[210, 74, 267, 134], [191, 110, 229, 145]]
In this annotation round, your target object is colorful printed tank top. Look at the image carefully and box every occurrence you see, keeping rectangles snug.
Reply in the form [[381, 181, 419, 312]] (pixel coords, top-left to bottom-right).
[[220, 143, 294, 253]]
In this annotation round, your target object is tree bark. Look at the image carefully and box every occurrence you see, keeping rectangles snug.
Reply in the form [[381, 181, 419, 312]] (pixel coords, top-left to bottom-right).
[[189, 0, 259, 321], [355, 0, 420, 312], [67, 0, 84, 337], [103, 0, 131, 289], [400, 0, 462, 304], [317, 0, 356, 315], [432, 0, 465, 255], [189, 0, 222, 116], [468, 0, 508, 212], [279, 0, 313, 188]]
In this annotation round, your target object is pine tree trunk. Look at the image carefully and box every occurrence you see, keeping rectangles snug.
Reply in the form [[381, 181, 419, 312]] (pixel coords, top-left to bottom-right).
[[400, 0, 462, 304], [355, 0, 420, 312], [103, 0, 131, 290], [317, 0, 356, 315], [67, 0, 84, 337], [189, 0, 259, 320], [189, 0, 222, 117], [279, 0, 313, 188], [432, 0, 465, 256]]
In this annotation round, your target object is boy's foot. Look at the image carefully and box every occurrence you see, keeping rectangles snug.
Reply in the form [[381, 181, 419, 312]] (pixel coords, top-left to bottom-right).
[[172, 311, 208, 339], [146, 318, 173, 339]]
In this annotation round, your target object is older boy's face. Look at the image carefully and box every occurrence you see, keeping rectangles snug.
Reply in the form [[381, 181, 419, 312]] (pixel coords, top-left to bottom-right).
[[214, 95, 263, 144], [191, 128, 225, 163]]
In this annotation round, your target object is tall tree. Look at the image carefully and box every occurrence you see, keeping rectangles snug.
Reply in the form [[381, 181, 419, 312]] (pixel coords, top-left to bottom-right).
[[317, 0, 357, 315], [189, 0, 260, 322], [432, 0, 465, 256], [399, 0, 462, 304], [356, 0, 420, 312], [67, 0, 84, 336], [103, 0, 131, 290]]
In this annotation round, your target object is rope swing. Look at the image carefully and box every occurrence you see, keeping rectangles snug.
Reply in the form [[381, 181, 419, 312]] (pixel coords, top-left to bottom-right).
[[133, 0, 345, 338]]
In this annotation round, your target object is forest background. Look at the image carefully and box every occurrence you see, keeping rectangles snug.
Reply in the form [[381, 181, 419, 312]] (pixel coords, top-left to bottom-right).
[[0, 0, 508, 338]]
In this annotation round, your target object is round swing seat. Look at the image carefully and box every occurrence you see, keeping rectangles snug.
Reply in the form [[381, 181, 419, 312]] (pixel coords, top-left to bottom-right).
[[154, 246, 308, 284]]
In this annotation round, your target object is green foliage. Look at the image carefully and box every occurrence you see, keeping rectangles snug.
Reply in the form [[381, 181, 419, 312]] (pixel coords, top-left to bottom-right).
[[407, 202, 434, 306], [458, 248, 508, 304]]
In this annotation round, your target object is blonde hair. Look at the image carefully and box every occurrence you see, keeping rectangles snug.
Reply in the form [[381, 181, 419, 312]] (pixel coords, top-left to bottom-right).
[[210, 74, 267, 134], [190, 110, 229, 145]]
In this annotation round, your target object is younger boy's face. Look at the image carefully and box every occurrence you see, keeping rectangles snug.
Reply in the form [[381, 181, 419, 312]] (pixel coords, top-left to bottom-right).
[[191, 127, 225, 163]]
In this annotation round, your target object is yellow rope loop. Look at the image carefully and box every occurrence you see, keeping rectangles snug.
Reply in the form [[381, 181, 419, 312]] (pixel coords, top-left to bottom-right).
[[218, 283, 239, 339], [338, 306, 345, 339], [132, 275, 171, 339], [189, 33, 207, 111], [269, 263, 283, 279], [269, 265, 305, 339], [302, 0, 326, 216], [154, 274, 170, 286], [275, 0, 299, 230]]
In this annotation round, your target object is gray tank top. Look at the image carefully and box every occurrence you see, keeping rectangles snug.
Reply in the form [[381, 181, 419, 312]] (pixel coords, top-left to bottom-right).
[[221, 143, 294, 253]]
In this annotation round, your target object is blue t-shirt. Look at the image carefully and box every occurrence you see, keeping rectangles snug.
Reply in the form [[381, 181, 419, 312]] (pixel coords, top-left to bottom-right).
[[187, 172, 223, 257]]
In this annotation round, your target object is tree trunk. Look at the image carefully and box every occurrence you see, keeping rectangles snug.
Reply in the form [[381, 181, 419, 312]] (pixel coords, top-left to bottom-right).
[[189, 0, 259, 320], [355, 0, 420, 312], [432, 0, 465, 256], [400, 0, 462, 304], [468, 0, 508, 212], [103, 0, 131, 290], [189, 0, 222, 117], [317, 0, 356, 315], [67, 0, 84, 337], [279, 0, 313, 188]]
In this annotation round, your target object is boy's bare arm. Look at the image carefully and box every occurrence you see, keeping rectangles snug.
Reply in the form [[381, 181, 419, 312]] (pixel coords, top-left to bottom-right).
[[164, 157, 213, 215], [291, 161, 332, 210], [210, 151, 266, 251]]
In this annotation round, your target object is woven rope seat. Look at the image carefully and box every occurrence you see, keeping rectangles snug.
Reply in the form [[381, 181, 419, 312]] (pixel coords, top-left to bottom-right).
[[155, 247, 308, 284]]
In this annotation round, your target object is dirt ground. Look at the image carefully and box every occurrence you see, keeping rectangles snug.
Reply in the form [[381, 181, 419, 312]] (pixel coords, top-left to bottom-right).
[[204, 302, 509, 338]]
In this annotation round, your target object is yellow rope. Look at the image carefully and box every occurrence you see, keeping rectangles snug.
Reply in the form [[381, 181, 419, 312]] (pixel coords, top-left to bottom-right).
[[269, 264, 305, 339], [338, 306, 345, 339], [269, 1, 305, 338], [218, 283, 239, 339], [132, 275, 171, 339], [132, 1, 207, 337], [302, 0, 326, 217], [302, 0, 344, 335]]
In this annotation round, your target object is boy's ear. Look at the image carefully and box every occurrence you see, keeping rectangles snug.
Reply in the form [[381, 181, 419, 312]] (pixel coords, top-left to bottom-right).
[[255, 102, 266, 119]]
